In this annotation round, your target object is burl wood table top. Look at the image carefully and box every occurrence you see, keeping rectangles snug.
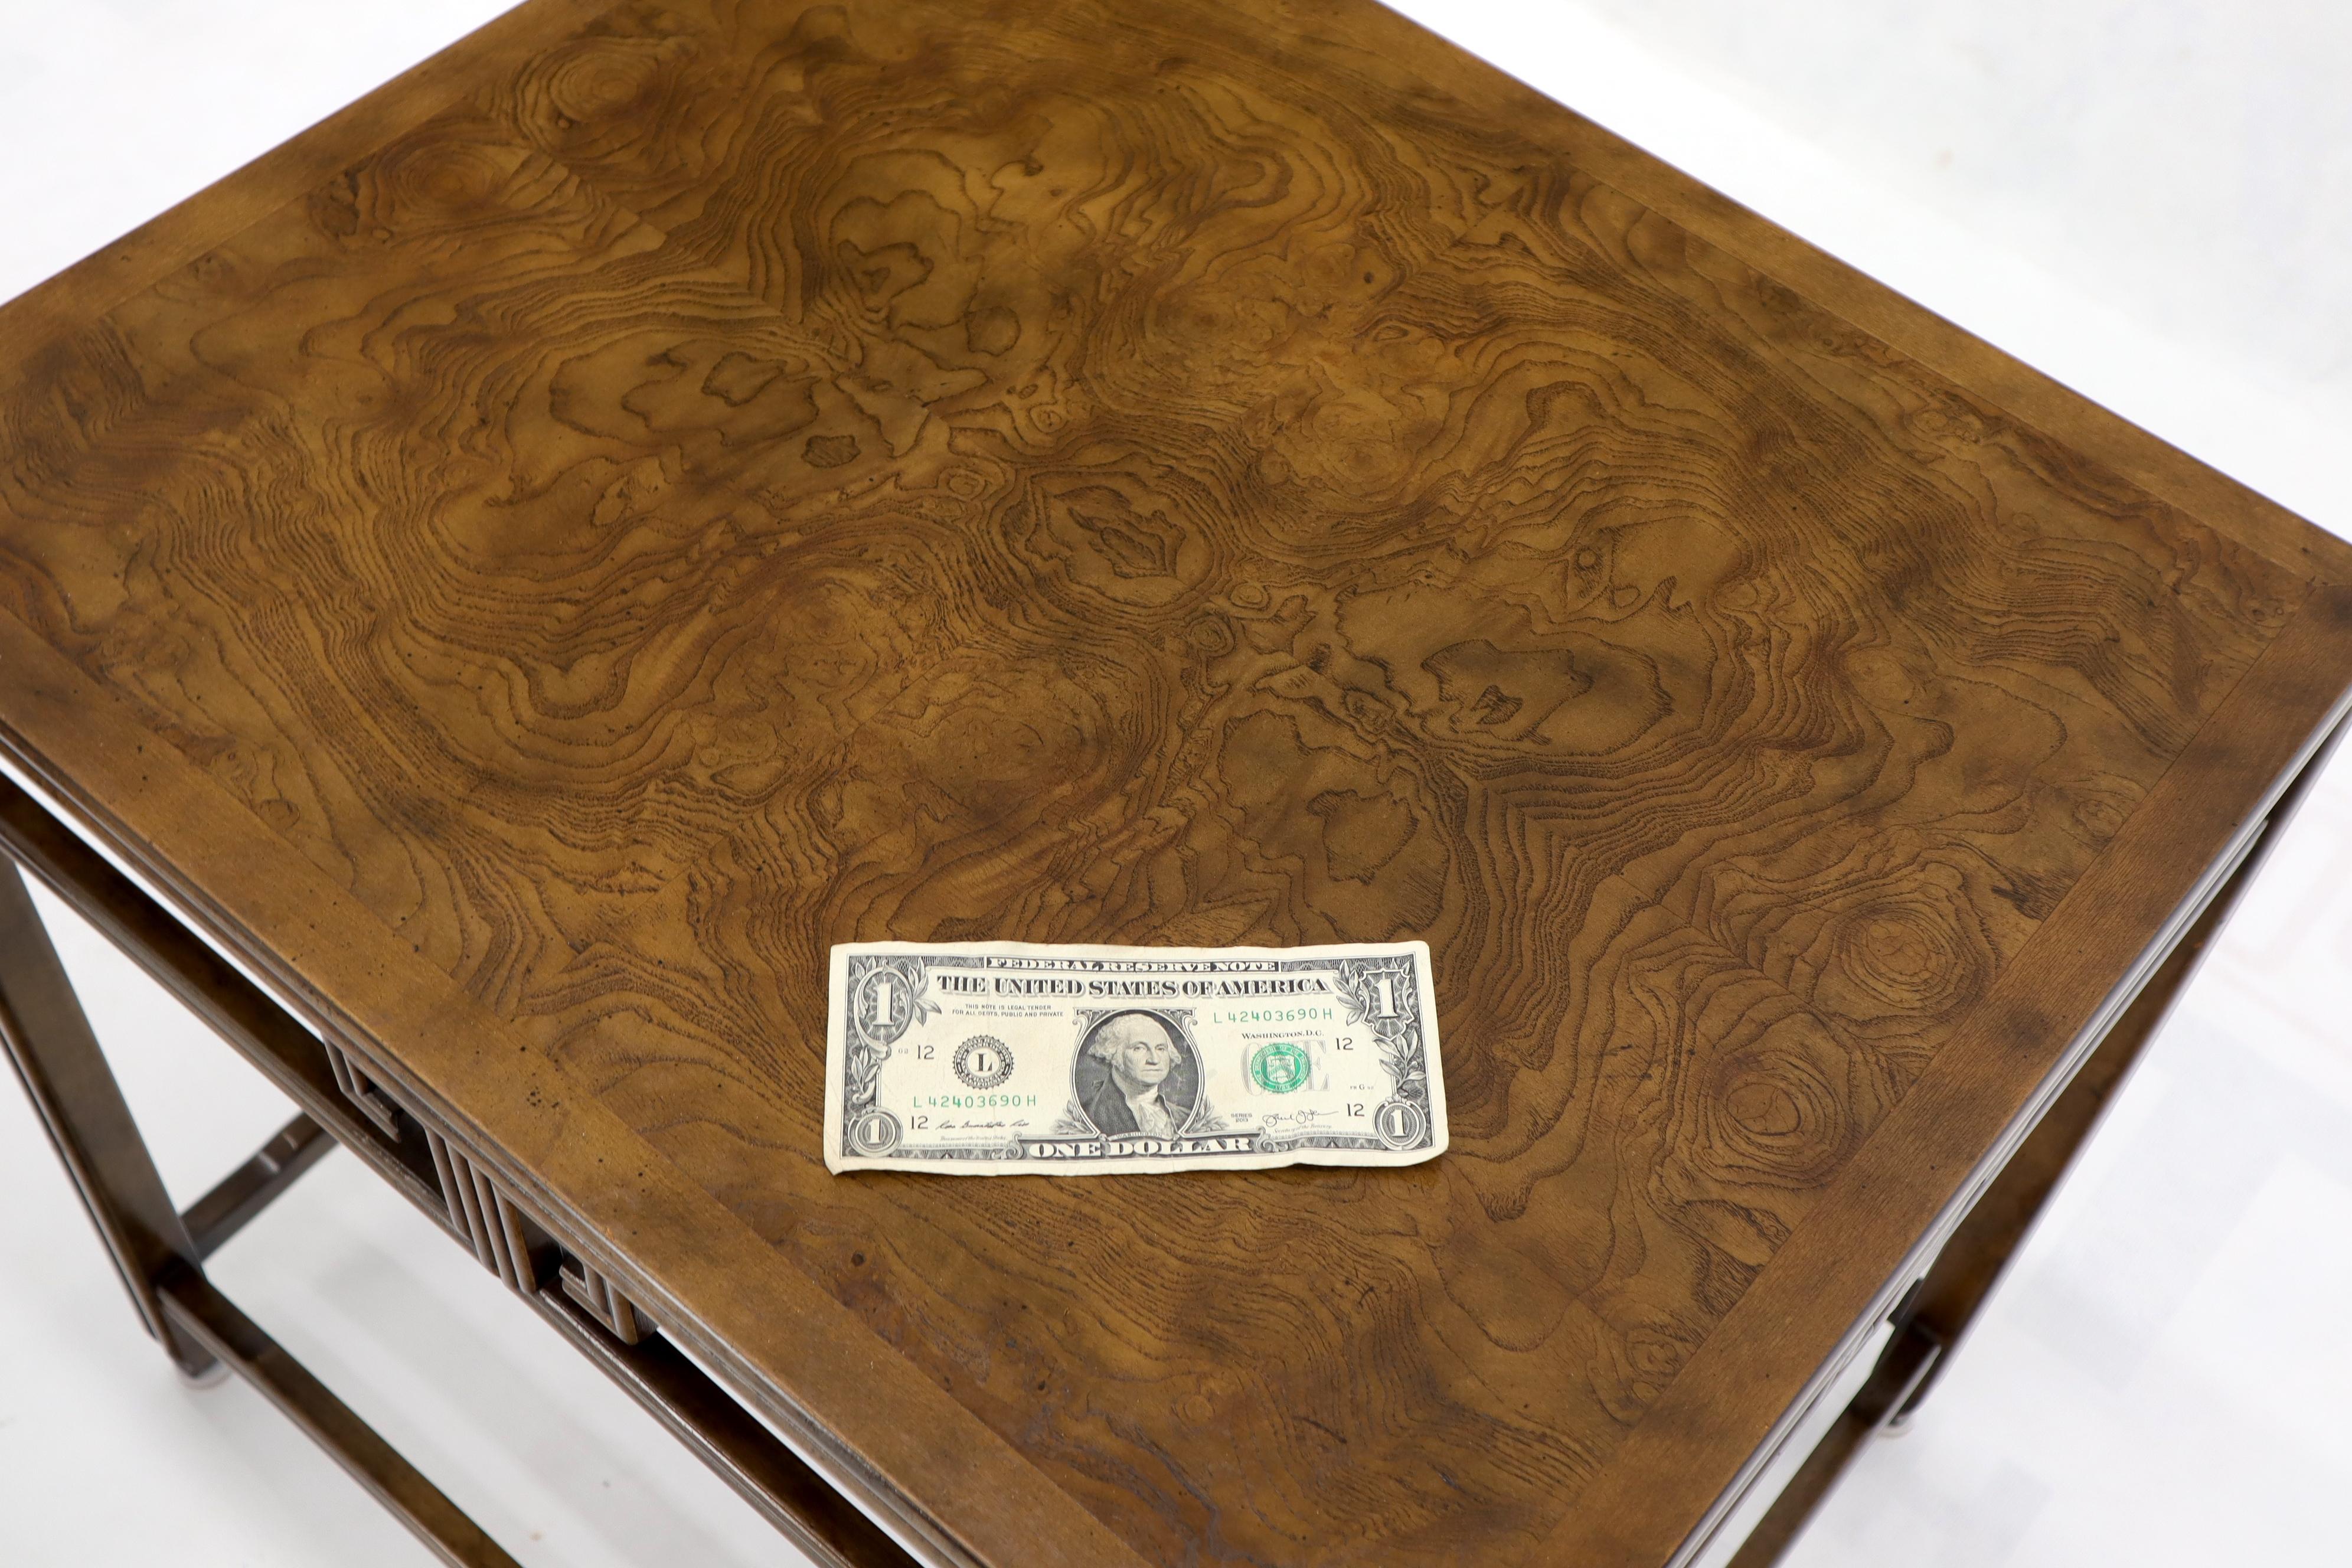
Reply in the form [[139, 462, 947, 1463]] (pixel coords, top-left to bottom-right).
[[2, 2, 2347, 1563]]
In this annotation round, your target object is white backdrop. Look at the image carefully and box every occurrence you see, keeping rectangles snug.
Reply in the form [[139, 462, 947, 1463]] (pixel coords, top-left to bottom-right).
[[1, 2, 2347, 1563]]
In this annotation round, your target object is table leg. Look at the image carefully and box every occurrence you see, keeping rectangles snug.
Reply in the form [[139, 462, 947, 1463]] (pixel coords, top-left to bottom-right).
[[0, 857, 215, 1379], [0, 855, 522, 1568]]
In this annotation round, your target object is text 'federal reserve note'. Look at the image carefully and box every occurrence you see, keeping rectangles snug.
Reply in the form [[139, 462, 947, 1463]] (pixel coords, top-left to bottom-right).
[[824, 940, 1448, 1175]]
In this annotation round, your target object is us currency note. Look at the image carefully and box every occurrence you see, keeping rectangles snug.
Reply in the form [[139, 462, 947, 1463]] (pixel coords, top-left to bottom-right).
[[824, 940, 1448, 1175]]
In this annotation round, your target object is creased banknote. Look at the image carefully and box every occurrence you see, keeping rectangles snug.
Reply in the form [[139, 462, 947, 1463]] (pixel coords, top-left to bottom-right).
[[824, 940, 1448, 1175]]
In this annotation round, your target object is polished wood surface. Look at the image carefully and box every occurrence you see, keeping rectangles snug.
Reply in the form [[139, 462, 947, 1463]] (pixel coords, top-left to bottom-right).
[[4, 2, 2349, 1564]]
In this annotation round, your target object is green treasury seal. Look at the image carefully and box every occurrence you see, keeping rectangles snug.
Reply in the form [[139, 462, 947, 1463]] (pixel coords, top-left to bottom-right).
[[1249, 1040, 1311, 1093]]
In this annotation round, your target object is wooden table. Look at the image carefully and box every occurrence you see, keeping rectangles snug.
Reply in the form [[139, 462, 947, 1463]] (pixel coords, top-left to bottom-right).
[[3, 2, 2346, 1563]]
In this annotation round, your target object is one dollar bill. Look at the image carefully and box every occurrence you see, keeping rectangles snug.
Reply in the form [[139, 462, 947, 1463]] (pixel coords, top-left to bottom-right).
[[824, 940, 1448, 1175]]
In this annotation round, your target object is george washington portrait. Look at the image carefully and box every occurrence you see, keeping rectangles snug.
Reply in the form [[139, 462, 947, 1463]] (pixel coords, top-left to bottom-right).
[[1074, 1010, 1200, 1139]]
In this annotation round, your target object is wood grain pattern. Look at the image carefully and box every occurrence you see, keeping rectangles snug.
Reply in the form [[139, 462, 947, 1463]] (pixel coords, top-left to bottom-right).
[[2, 2, 2347, 1564]]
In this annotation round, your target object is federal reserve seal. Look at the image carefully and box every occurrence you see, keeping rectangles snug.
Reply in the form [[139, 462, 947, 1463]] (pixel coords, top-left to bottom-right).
[[953, 1035, 1014, 1090], [1249, 1040, 1311, 1093]]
